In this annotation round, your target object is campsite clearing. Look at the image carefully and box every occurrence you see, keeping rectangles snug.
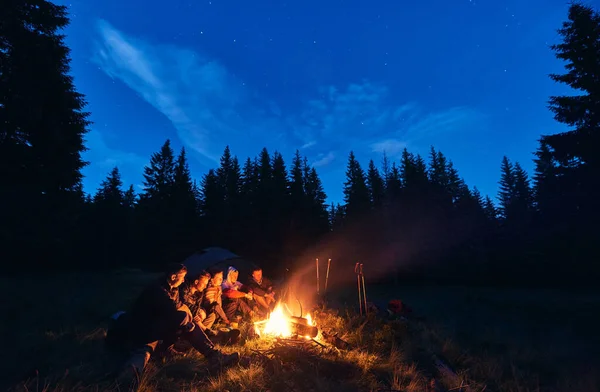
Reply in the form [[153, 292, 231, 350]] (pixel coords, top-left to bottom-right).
[[2, 270, 599, 392]]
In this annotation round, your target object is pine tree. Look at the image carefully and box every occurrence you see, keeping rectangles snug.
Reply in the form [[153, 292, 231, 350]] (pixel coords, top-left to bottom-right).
[[533, 140, 561, 221], [174, 148, 194, 198], [381, 152, 391, 187], [257, 148, 273, 187], [0, 1, 90, 266], [399, 149, 415, 187], [513, 162, 534, 215], [302, 157, 312, 192], [540, 4, 600, 254], [290, 151, 305, 203], [271, 151, 289, 203], [228, 156, 242, 222], [231, 157, 242, 195], [199, 169, 221, 223], [545, 3, 600, 169], [446, 161, 462, 205], [497, 156, 533, 231], [452, 180, 474, 212], [400, 149, 428, 190], [472, 187, 493, 231], [270, 151, 290, 256], [137, 140, 178, 266], [0, 1, 90, 197], [123, 185, 137, 209], [472, 187, 484, 209], [285, 151, 308, 254], [91, 167, 129, 267], [217, 146, 241, 205], [497, 156, 515, 220], [399, 149, 429, 214], [343, 151, 370, 218], [141, 140, 176, 201], [428, 147, 446, 188], [366, 159, 385, 209], [428, 148, 451, 208], [414, 154, 428, 185], [239, 156, 258, 246], [216, 146, 232, 185], [483, 196, 498, 222], [385, 163, 402, 202], [329, 203, 345, 231], [256, 148, 273, 204], [328, 203, 337, 230], [241, 157, 258, 209], [289, 150, 305, 230], [94, 167, 124, 206], [305, 166, 329, 233], [173, 147, 198, 238], [214, 146, 242, 247]]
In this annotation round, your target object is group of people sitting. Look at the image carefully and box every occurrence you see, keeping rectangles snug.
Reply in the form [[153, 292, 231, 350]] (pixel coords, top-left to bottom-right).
[[106, 262, 276, 382]]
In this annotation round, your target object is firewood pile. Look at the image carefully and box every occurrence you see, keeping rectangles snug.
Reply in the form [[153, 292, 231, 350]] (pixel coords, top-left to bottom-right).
[[249, 337, 333, 376]]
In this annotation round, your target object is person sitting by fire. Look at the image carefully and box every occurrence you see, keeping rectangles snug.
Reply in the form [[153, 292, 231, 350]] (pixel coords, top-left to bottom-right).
[[222, 266, 255, 321], [202, 268, 231, 326], [246, 266, 276, 315], [105, 263, 239, 384], [179, 270, 217, 334]]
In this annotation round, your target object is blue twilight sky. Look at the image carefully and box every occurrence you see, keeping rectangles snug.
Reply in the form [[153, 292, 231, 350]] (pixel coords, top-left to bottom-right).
[[57, 0, 575, 204]]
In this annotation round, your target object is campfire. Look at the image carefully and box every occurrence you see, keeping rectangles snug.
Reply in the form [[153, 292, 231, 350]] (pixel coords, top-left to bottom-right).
[[253, 303, 319, 340]]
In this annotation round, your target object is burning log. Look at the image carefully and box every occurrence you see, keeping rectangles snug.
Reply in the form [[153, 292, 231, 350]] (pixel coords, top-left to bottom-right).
[[290, 316, 310, 325], [253, 303, 320, 339], [289, 316, 319, 338]]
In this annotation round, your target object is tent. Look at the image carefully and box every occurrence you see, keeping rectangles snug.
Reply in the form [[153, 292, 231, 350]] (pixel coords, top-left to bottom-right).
[[183, 247, 259, 282]]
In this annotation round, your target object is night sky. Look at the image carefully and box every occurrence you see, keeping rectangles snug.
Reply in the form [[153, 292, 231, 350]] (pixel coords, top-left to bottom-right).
[[57, 0, 572, 203]]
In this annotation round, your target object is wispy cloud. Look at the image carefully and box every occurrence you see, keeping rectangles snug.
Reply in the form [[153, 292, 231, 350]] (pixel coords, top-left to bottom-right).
[[92, 19, 483, 171], [313, 151, 336, 167], [93, 19, 243, 164], [370, 139, 407, 156], [301, 141, 317, 149], [297, 83, 482, 160]]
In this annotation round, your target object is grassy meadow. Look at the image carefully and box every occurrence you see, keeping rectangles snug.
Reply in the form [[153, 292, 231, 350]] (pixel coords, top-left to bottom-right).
[[1, 270, 598, 392]]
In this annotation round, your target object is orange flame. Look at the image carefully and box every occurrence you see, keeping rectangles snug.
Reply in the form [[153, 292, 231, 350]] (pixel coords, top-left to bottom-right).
[[305, 313, 315, 326], [254, 303, 317, 338], [262, 303, 293, 338]]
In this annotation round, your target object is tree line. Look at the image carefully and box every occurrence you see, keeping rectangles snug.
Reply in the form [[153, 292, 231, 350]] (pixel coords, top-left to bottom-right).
[[1, 1, 598, 286]]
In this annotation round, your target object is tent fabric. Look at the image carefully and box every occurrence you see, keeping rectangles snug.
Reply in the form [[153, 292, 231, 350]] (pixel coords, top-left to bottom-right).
[[183, 247, 258, 281]]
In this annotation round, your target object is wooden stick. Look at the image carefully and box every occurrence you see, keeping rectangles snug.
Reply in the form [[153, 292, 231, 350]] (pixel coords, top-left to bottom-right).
[[360, 263, 368, 315], [311, 338, 326, 348], [316, 258, 320, 296], [324, 258, 331, 292], [354, 263, 362, 315]]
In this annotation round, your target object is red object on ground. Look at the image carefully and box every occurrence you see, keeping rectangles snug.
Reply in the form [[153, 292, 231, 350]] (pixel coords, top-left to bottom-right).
[[388, 299, 412, 314]]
